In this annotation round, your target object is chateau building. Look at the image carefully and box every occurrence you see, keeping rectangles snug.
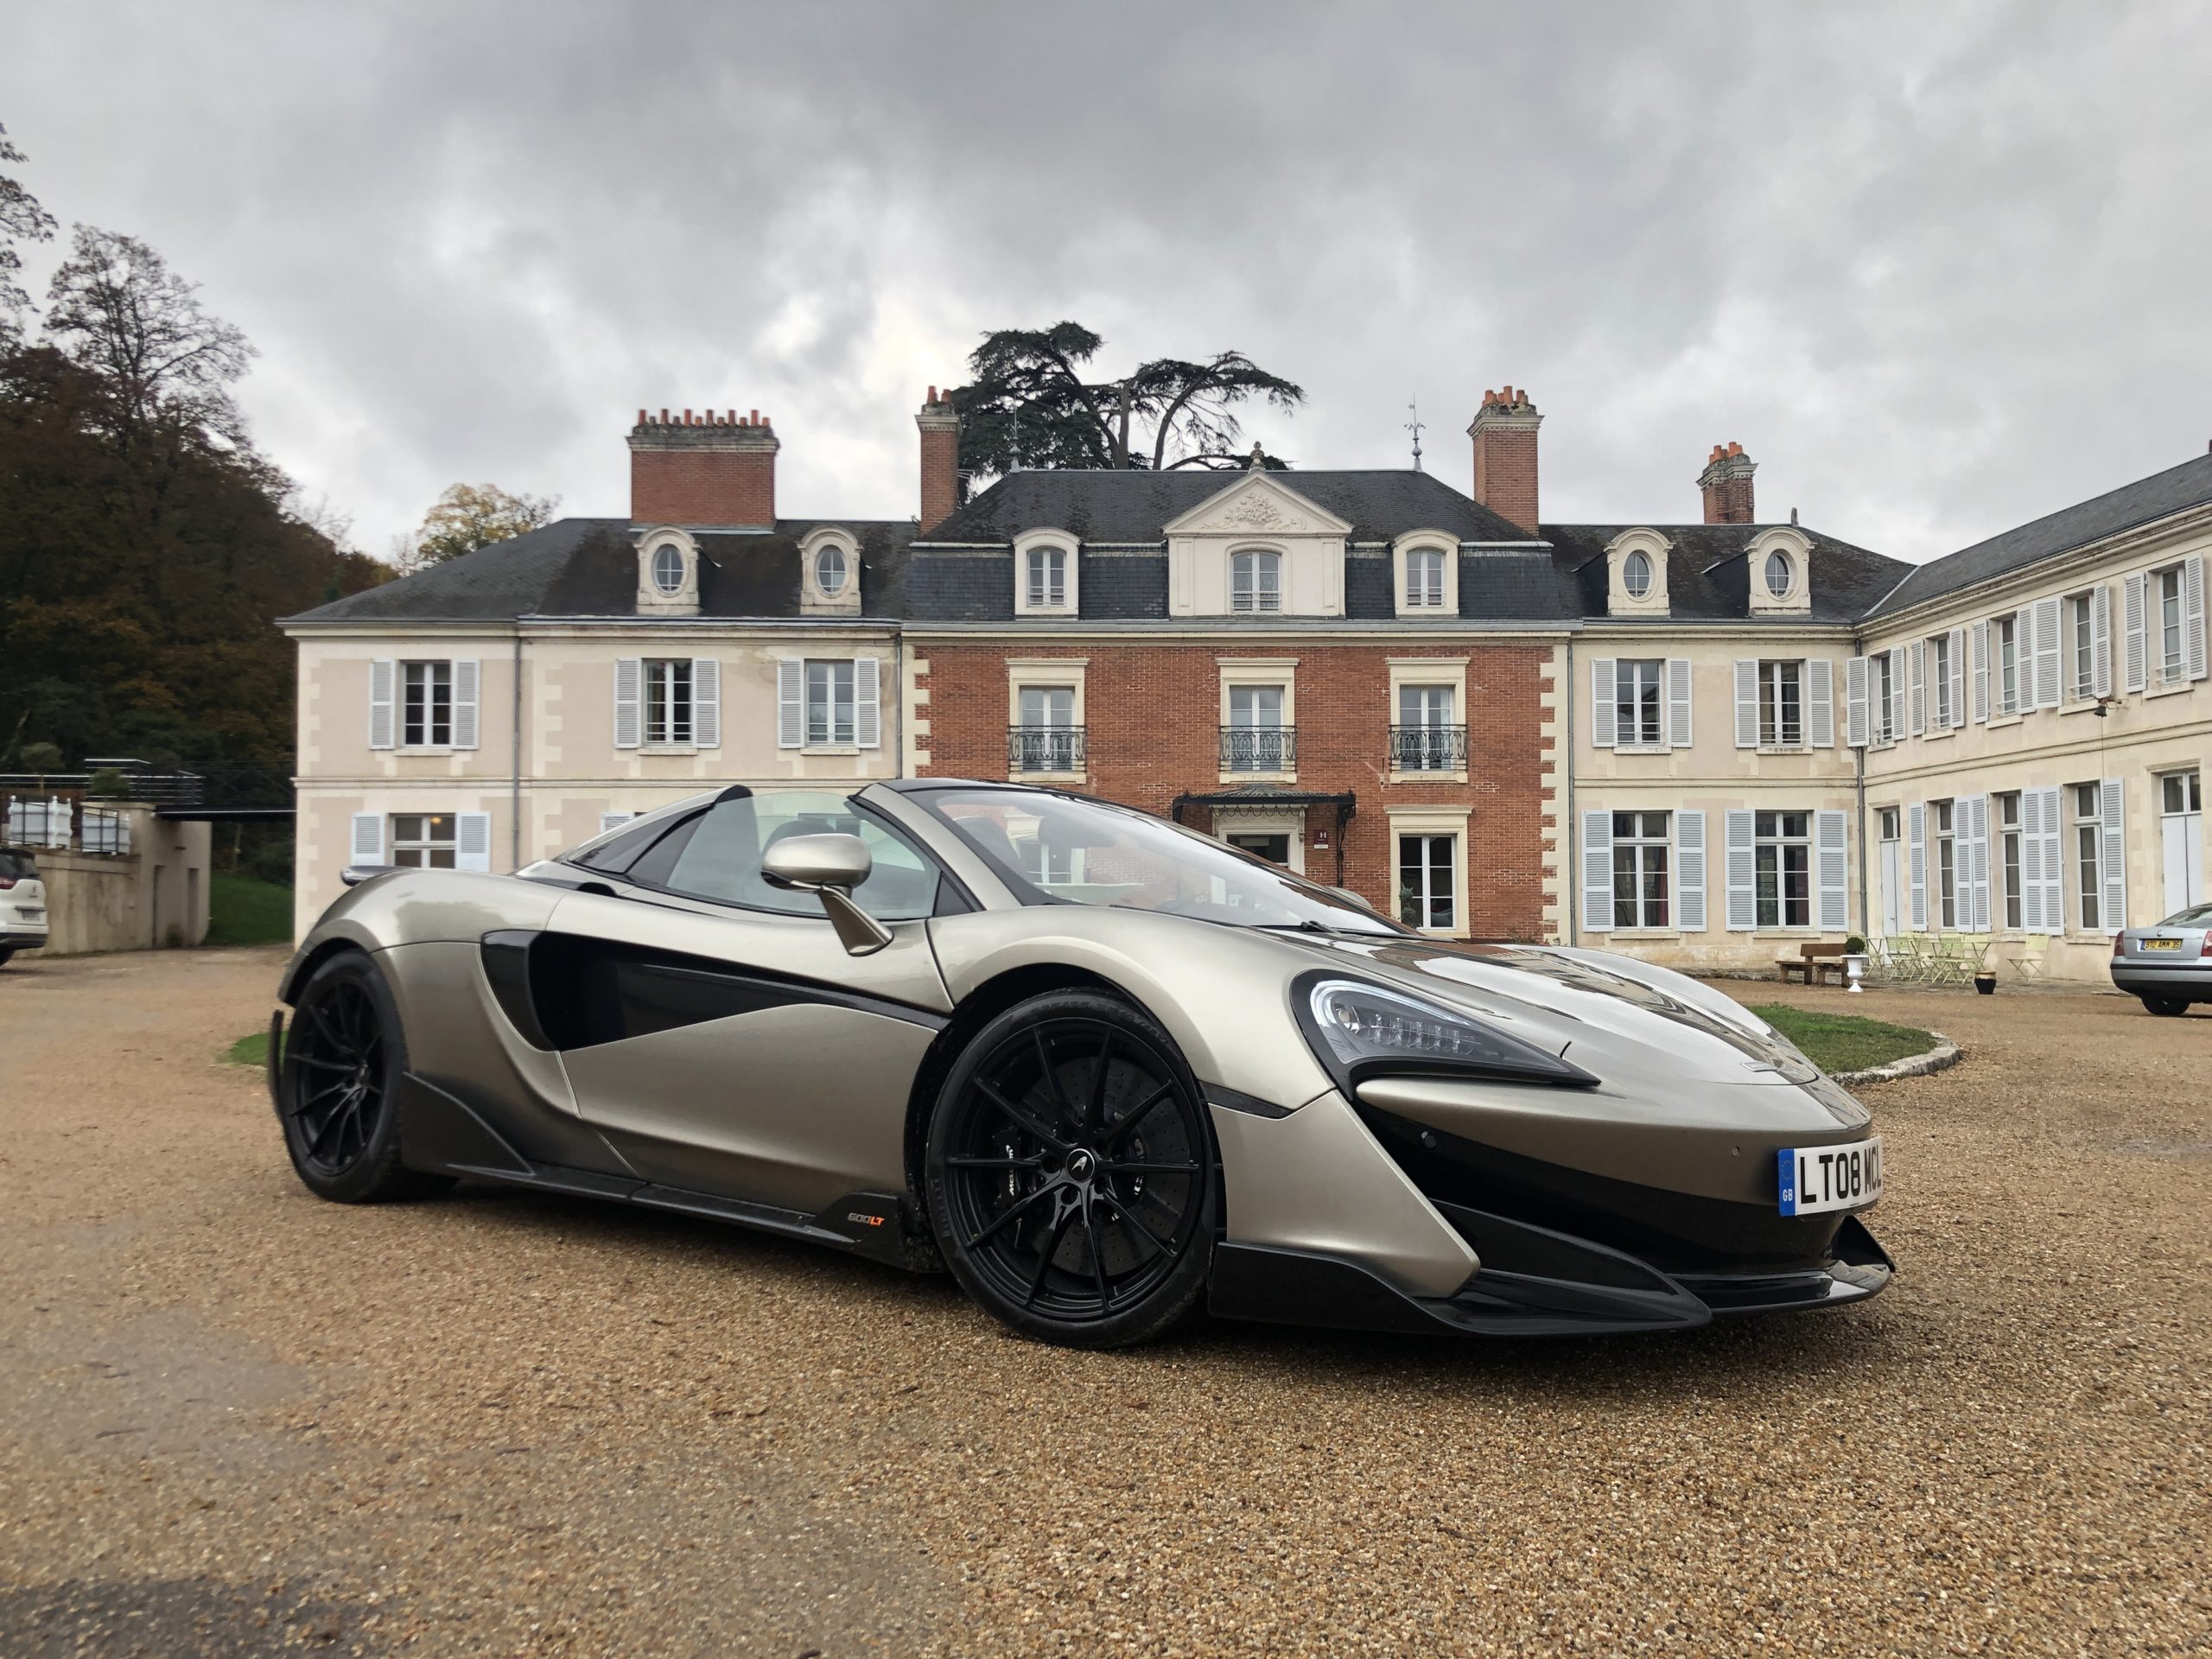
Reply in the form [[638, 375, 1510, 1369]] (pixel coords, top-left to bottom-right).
[[281, 390, 2211, 985]]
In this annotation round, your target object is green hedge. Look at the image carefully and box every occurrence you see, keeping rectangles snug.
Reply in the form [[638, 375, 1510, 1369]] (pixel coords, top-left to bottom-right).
[[206, 873, 293, 947]]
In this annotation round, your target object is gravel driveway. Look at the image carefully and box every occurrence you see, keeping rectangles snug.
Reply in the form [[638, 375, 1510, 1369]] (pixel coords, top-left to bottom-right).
[[2, 948, 2207, 1656]]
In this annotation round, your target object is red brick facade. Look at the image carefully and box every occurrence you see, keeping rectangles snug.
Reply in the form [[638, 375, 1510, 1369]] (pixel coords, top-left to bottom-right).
[[628, 412, 779, 526], [914, 639, 1557, 938]]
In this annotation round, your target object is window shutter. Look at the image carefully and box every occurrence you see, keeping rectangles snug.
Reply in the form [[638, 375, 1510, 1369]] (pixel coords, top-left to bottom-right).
[[691, 658, 721, 748], [2089, 583, 2112, 699], [1907, 640, 1926, 736], [1666, 658, 1693, 748], [855, 657, 881, 748], [2031, 595, 2062, 708], [1807, 659, 1834, 747], [2018, 790, 2044, 932], [599, 811, 636, 835], [1812, 810, 1847, 932], [2100, 779, 2126, 932], [455, 811, 493, 873], [349, 812, 385, 865], [1887, 650, 1906, 741], [1961, 795, 1990, 932], [1725, 810, 1757, 931], [2036, 785, 2065, 933], [613, 658, 642, 750], [1970, 620, 1990, 721], [1907, 803, 1928, 931], [1675, 810, 1707, 931], [1845, 656, 1869, 747], [1732, 659, 1758, 748], [2123, 572, 2148, 693], [368, 659, 396, 750], [1945, 627, 1965, 728], [450, 658, 480, 749], [2186, 556, 2208, 681], [1580, 810, 1613, 932], [778, 660, 804, 748], [1590, 659, 1615, 747]]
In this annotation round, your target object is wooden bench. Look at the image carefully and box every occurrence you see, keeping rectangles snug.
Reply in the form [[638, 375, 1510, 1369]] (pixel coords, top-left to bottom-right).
[[1777, 941, 1849, 985]]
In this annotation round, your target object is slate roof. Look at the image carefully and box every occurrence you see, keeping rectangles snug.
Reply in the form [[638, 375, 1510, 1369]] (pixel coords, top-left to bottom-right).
[[1541, 524, 1907, 625], [1865, 451, 2212, 619], [921, 468, 1535, 546], [284, 518, 916, 624]]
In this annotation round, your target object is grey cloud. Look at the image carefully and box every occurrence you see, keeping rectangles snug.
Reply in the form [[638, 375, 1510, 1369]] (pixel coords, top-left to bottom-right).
[[3, 0, 2206, 562]]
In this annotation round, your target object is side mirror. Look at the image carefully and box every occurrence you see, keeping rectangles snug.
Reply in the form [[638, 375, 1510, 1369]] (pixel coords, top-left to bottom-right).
[[760, 832, 893, 956]]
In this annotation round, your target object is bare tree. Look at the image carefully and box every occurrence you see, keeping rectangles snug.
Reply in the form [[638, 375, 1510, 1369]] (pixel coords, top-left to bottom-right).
[[0, 122, 56, 348], [42, 225, 255, 450]]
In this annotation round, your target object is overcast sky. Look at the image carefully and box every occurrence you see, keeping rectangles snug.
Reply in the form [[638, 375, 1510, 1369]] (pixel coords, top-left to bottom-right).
[[5, 2, 2209, 564]]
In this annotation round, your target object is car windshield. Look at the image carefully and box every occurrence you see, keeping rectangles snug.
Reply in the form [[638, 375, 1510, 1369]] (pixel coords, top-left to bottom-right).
[[2158, 903, 2212, 927], [0, 849, 36, 880], [918, 787, 1405, 935]]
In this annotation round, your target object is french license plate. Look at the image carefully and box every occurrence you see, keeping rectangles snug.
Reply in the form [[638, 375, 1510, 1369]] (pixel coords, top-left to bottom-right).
[[1777, 1137, 1882, 1217], [15, 907, 42, 919], [2142, 938, 2182, 951]]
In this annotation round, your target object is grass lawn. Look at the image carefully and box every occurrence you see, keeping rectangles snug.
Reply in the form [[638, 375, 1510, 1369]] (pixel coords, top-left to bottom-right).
[[1748, 1004, 1936, 1074], [224, 1029, 278, 1068], [206, 872, 294, 947]]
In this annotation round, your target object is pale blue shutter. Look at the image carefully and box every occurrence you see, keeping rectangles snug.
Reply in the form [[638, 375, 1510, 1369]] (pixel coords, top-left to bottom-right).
[[1725, 810, 1757, 931], [778, 660, 804, 748], [855, 658, 881, 748], [455, 811, 493, 872], [1675, 810, 1707, 931], [1590, 660, 1616, 747], [691, 658, 721, 748], [1581, 810, 1612, 932], [451, 658, 480, 749], [1732, 660, 1758, 748]]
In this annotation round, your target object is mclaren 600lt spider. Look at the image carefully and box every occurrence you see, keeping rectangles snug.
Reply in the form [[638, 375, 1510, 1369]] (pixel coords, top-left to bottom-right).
[[271, 780, 1891, 1348]]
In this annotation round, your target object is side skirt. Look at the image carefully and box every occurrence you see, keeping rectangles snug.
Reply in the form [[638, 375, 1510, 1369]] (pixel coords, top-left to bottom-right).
[[396, 1071, 923, 1270]]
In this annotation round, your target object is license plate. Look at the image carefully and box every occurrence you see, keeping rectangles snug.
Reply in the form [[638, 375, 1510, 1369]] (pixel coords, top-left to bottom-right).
[[14, 908, 42, 919], [2142, 938, 2181, 951], [1777, 1137, 1882, 1217]]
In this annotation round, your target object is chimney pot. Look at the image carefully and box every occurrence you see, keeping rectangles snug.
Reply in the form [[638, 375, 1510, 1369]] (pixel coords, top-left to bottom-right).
[[628, 400, 779, 525], [1698, 441, 1758, 524], [917, 387, 962, 533]]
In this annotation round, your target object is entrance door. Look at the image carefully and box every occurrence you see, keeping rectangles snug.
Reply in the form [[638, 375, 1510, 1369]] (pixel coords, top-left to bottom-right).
[[1227, 832, 1291, 866], [2162, 770, 2204, 915], [543, 790, 954, 1212]]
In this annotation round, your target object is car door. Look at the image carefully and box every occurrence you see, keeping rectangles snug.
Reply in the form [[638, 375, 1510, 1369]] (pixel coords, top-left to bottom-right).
[[540, 790, 956, 1215]]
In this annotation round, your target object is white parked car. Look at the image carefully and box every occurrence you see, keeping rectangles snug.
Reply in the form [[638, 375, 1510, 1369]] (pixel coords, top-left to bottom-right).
[[0, 846, 48, 966]]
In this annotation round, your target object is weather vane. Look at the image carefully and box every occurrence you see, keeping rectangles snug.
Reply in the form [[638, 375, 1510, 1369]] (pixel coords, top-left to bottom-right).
[[1405, 397, 1426, 471]]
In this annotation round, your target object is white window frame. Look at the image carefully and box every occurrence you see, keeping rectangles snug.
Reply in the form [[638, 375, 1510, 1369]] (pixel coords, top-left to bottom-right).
[[643, 658, 694, 747], [1610, 810, 1672, 930], [1613, 658, 1666, 749], [1997, 791, 2023, 931], [1013, 530, 1078, 615], [1754, 809, 1814, 930], [391, 812, 458, 868], [1758, 659, 1803, 747], [1994, 613, 2018, 715], [1230, 548, 1283, 613], [2069, 782, 2102, 931], [806, 659, 857, 747], [402, 659, 453, 748], [1392, 532, 1459, 615], [1389, 805, 1471, 937]]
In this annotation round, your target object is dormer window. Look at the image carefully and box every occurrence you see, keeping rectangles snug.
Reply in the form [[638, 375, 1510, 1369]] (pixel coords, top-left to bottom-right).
[[1231, 549, 1282, 613], [1623, 551, 1653, 598], [1764, 550, 1793, 599], [1026, 545, 1067, 607], [798, 526, 862, 614], [635, 526, 701, 615], [1745, 528, 1813, 615], [1407, 547, 1446, 607], [814, 544, 848, 597]]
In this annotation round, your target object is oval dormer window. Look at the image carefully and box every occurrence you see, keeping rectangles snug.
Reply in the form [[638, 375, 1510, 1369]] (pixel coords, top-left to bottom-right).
[[1764, 550, 1792, 598], [652, 543, 686, 594], [1622, 550, 1652, 598], [815, 544, 849, 597]]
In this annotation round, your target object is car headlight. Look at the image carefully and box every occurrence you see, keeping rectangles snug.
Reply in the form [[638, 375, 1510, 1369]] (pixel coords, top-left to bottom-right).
[[1293, 972, 1597, 1093]]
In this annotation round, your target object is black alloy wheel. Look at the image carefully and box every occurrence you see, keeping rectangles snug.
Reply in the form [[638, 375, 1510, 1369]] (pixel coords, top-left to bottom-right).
[[926, 990, 1215, 1348], [279, 951, 450, 1203]]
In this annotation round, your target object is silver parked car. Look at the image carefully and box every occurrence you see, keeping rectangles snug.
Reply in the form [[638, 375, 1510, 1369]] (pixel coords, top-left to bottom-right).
[[272, 780, 1891, 1349], [2111, 903, 2212, 1015]]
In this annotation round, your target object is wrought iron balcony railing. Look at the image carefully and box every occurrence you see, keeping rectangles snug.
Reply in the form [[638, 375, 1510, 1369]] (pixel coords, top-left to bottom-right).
[[1007, 726, 1087, 773], [1219, 726, 1296, 772], [1389, 724, 1468, 771]]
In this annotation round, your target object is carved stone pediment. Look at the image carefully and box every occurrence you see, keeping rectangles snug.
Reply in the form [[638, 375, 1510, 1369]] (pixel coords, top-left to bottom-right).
[[1163, 475, 1351, 537]]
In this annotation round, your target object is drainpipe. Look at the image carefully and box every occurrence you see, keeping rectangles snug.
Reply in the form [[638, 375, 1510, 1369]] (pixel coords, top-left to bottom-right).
[[510, 626, 524, 871], [890, 627, 904, 779], [1853, 637, 1868, 941], [1563, 637, 1576, 945]]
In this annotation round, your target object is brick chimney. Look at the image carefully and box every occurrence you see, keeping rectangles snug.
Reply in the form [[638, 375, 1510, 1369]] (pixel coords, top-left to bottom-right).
[[1467, 387, 1541, 534], [1698, 441, 1757, 524], [916, 386, 961, 534], [628, 408, 778, 528]]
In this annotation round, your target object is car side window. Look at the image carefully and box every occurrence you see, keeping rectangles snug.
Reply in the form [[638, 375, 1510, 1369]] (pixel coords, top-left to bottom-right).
[[632, 791, 941, 921]]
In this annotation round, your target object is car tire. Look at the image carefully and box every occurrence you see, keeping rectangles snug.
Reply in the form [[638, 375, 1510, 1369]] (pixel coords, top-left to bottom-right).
[[2140, 995, 2190, 1017], [0, 947, 14, 969], [278, 950, 454, 1204], [925, 989, 1216, 1350]]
